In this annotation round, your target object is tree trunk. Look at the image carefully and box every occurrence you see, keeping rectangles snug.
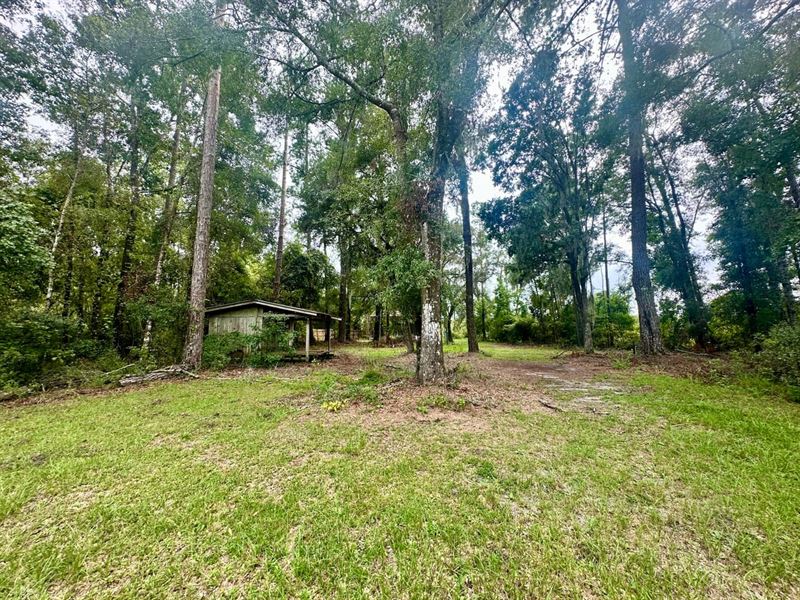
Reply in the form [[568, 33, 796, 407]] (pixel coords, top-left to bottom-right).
[[273, 122, 290, 298], [373, 303, 382, 343], [617, 0, 663, 355], [418, 174, 446, 383], [403, 320, 415, 354], [445, 304, 455, 344], [338, 237, 349, 343], [777, 250, 796, 321], [648, 137, 710, 347], [142, 94, 185, 354], [602, 205, 614, 346], [480, 282, 487, 340], [567, 251, 592, 353], [182, 3, 225, 370], [113, 95, 143, 352], [454, 148, 479, 353], [45, 152, 81, 310]]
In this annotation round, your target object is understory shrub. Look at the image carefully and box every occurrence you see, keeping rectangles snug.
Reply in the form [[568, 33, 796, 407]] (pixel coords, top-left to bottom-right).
[[758, 322, 800, 387], [0, 308, 112, 393], [201, 316, 296, 370]]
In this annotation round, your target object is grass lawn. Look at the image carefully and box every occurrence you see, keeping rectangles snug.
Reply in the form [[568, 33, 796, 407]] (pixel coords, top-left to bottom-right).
[[1, 344, 799, 598]]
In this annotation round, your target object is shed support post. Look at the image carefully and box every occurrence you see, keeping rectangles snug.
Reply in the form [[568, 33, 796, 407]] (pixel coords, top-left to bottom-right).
[[327, 316, 332, 353], [305, 318, 311, 362]]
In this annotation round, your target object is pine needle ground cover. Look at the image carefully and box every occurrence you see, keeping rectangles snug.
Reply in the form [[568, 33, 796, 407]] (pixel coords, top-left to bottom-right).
[[1, 344, 798, 598]]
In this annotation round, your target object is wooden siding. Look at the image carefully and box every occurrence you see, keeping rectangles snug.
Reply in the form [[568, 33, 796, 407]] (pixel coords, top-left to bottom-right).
[[208, 307, 261, 335]]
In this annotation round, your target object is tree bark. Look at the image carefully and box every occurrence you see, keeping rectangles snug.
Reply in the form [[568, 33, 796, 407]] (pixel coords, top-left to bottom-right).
[[617, 0, 664, 355], [273, 122, 290, 298], [182, 3, 225, 370], [454, 148, 479, 353]]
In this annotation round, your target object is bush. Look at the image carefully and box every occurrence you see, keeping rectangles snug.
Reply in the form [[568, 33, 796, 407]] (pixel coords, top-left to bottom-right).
[[759, 322, 800, 387], [202, 332, 251, 370], [594, 292, 637, 349], [496, 316, 536, 343], [201, 316, 296, 370], [0, 308, 106, 391]]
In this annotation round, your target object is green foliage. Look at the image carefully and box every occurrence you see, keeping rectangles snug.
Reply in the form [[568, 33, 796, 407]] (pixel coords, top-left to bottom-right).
[[416, 392, 466, 414], [594, 292, 638, 349], [202, 317, 296, 370], [373, 246, 434, 317], [759, 323, 800, 388], [314, 369, 385, 411], [0, 308, 103, 391], [0, 197, 49, 301]]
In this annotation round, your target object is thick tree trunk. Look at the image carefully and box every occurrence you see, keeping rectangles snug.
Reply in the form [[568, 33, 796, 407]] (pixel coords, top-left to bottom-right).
[[454, 148, 479, 353], [273, 122, 290, 298], [142, 95, 185, 354], [617, 0, 663, 355], [113, 97, 143, 352], [418, 175, 446, 383], [182, 4, 225, 370], [567, 252, 592, 353]]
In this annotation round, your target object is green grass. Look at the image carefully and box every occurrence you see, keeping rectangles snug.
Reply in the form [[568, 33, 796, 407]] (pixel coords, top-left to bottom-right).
[[1, 348, 799, 598], [444, 339, 564, 361], [342, 338, 563, 362]]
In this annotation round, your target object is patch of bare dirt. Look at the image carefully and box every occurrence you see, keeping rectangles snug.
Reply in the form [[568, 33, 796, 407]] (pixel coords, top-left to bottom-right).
[[311, 350, 632, 429]]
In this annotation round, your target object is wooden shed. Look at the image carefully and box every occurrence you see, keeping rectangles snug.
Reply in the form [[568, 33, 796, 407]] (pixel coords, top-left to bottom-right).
[[205, 300, 339, 361]]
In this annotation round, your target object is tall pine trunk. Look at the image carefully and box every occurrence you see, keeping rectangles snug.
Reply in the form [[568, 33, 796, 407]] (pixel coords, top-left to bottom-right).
[[454, 148, 479, 353], [617, 0, 663, 354], [273, 122, 290, 298], [182, 3, 225, 370]]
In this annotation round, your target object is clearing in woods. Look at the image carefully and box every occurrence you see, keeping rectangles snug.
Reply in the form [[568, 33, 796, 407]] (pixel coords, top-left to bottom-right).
[[1, 342, 799, 598]]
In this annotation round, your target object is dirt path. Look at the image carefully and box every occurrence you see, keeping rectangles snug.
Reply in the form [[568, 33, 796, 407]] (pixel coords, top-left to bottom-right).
[[315, 349, 632, 429]]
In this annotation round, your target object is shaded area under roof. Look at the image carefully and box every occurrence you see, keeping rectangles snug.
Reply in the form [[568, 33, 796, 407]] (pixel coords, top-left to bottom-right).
[[204, 300, 341, 321]]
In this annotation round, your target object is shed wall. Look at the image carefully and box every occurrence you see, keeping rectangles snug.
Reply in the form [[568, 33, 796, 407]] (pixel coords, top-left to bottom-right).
[[208, 307, 262, 335]]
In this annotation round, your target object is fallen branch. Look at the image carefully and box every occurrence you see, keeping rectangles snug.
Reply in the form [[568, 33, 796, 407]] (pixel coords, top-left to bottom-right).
[[538, 398, 564, 412], [103, 363, 137, 376], [119, 365, 199, 387]]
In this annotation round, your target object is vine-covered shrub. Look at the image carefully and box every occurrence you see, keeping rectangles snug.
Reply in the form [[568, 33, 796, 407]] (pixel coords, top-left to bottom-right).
[[201, 316, 296, 370]]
